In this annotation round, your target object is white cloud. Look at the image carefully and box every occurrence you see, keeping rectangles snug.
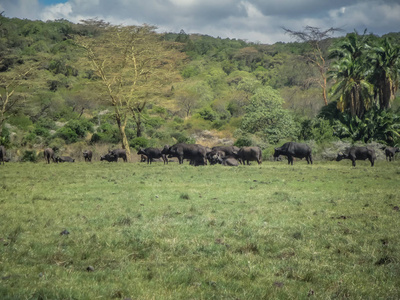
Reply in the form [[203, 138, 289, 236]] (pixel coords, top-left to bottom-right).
[[40, 3, 73, 21], [1, 0, 400, 44]]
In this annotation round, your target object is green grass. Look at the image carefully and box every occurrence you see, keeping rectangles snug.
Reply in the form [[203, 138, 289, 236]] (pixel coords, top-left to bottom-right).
[[1, 160, 400, 299]]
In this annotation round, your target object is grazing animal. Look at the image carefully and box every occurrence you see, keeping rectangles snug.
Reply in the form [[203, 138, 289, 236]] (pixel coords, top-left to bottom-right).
[[207, 146, 240, 164], [385, 147, 399, 161], [336, 146, 376, 167], [237, 146, 262, 165], [140, 154, 147, 162], [162, 143, 207, 165], [44, 148, 56, 164], [56, 156, 75, 163], [274, 142, 312, 165], [0, 145, 5, 165], [100, 153, 118, 162], [137, 147, 167, 164], [108, 149, 128, 162], [83, 150, 93, 162], [217, 156, 239, 166]]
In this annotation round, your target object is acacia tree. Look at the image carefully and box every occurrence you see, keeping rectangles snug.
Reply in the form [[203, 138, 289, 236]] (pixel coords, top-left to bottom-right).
[[0, 64, 32, 136], [283, 26, 342, 106], [76, 20, 181, 153]]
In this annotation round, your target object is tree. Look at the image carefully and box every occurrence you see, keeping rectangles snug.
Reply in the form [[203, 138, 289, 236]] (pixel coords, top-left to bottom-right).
[[76, 20, 181, 153], [175, 89, 199, 118], [241, 86, 299, 143], [328, 32, 374, 118], [0, 65, 32, 135], [367, 38, 400, 109], [283, 26, 343, 106]]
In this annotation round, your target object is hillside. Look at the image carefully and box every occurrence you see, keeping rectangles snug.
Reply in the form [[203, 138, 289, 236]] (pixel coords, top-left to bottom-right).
[[1, 16, 399, 161]]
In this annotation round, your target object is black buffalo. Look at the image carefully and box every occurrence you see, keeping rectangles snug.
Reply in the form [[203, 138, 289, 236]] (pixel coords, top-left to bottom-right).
[[83, 150, 93, 162], [237, 146, 262, 165], [217, 156, 239, 166], [44, 148, 56, 164], [336, 146, 376, 167], [137, 147, 167, 164], [385, 146, 399, 162], [274, 142, 312, 165], [0, 145, 5, 165], [207, 146, 239, 164], [163, 143, 207, 165], [100, 153, 118, 162], [56, 156, 75, 163], [109, 149, 128, 162]]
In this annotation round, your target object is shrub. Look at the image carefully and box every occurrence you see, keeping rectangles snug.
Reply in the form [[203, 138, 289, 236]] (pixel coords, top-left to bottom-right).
[[198, 107, 217, 122], [56, 127, 78, 144], [0, 126, 11, 147], [21, 150, 38, 162], [234, 136, 253, 147], [300, 118, 335, 143], [33, 126, 50, 138], [129, 137, 149, 150], [90, 123, 120, 144]]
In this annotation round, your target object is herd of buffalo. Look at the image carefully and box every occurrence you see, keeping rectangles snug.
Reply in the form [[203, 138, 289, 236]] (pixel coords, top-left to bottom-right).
[[1, 142, 398, 167]]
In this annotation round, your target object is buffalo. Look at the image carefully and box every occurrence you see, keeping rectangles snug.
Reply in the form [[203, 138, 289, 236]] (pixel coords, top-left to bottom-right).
[[109, 149, 128, 162], [56, 156, 75, 163], [385, 146, 399, 162], [274, 142, 312, 165], [207, 146, 239, 164], [137, 147, 167, 164], [336, 146, 376, 167], [0, 145, 5, 165], [100, 153, 118, 162], [44, 148, 56, 164], [217, 156, 239, 166], [163, 143, 207, 165], [237, 146, 262, 165], [83, 150, 93, 162]]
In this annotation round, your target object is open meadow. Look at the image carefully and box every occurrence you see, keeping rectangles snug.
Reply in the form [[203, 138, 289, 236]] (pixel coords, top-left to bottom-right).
[[0, 160, 400, 299]]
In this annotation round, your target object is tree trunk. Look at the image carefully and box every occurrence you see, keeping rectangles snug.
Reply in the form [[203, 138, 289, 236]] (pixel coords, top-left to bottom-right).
[[136, 112, 142, 137], [115, 112, 131, 156]]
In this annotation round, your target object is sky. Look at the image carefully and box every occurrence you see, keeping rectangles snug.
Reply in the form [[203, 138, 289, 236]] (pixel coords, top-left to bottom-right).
[[1, 0, 400, 44]]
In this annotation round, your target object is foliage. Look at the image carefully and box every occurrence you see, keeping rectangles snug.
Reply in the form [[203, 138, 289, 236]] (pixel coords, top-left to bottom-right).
[[332, 107, 400, 145], [241, 86, 300, 143], [20, 150, 38, 162], [129, 137, 149, 150], [90, 123, 120, 144], [299, 118, 336, 143]]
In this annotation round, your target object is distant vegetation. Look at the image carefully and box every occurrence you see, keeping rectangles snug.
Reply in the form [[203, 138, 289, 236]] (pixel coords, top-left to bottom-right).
[[0, 15, 399, 160]]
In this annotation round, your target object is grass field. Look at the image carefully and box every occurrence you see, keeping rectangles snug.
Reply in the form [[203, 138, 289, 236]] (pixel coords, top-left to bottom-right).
[[1, 159, 400, 299]]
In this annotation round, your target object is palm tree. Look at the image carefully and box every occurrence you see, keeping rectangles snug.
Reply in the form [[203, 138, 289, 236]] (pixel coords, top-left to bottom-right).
[[366, 38, 400, 110], [328, 32, 374, 118]]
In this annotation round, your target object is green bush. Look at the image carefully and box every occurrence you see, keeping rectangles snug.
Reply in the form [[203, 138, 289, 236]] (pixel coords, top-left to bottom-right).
[[33, 126, 50, 137], [234, 136, 253, 147], [129, 137, 149, 150], [64, 119, 93, 138], [90, 123, 121, 144], [0, 126, 11, 147], [56, 127, 78, 144], [21, 150, 38, 162], [198, 107, 217, 122], [299, 118, 335, 143]]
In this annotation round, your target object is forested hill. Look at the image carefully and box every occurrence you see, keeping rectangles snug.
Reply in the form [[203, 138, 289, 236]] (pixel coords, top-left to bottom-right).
[[1, 16, 399, 161]]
